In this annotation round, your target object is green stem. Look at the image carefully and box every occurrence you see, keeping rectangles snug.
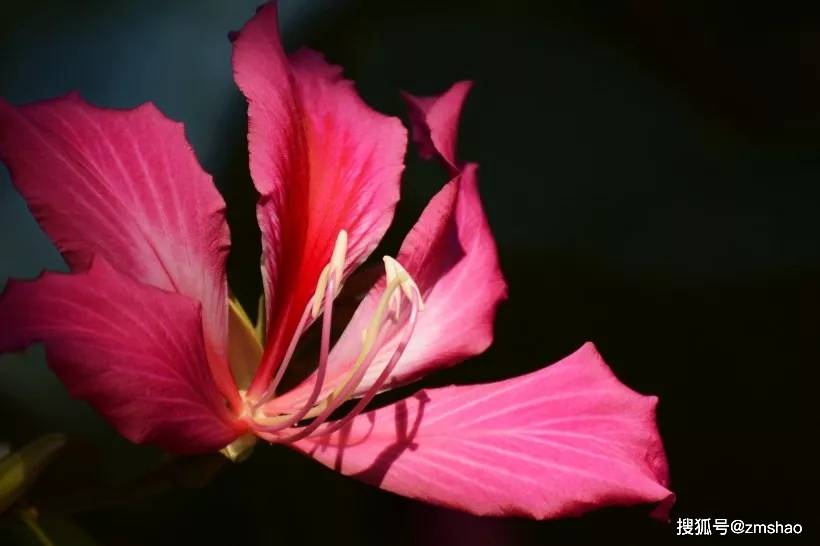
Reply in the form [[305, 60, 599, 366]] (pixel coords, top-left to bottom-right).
[[18, 508, 55, 546]]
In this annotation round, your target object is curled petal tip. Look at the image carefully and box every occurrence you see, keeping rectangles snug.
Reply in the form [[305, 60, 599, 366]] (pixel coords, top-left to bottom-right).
[[403, 80, 474, 168]]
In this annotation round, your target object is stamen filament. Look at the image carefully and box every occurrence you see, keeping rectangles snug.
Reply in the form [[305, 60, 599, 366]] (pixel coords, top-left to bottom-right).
[[274, 261, 422, 444], [273, 330, 385, 443], [306, 265, 407, 418], [251, 302, 313, 409], [311, 230, 348, 318], [251, 273, 336, 432], [250, 253, 423, 445], [252, 230, 348, 408], [317, 285, 421, 437]]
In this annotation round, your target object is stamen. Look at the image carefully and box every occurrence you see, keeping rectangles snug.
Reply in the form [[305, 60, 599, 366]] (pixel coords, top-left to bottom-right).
[[251, 302, 312, 409], [384, 257, 402, 319], [316, 284, 421, 437], [251, 272, 337, 432], [315, 258, 417, 413], [269, 258, 423, 443], [384, 256, 424, 312], [311, 230, 348, 318], [251, 230, 348, 408]]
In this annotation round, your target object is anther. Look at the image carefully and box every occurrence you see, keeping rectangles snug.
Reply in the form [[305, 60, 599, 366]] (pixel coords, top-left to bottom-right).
[[383, 256, 424, 312], [311, 230, 348, 318]]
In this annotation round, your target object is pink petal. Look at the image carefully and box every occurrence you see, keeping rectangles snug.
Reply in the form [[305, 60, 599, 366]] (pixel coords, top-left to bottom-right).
[[292, 343, 673, 519], [0, 258, 244, 454], [402, 81, 472, 170], [269, 163, 506, 413], [231, 4, 407, 399], [0, 95, 236, 405]]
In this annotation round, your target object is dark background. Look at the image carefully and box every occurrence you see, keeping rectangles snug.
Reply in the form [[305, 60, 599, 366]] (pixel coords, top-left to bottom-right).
[[1, 1, 818, 544]]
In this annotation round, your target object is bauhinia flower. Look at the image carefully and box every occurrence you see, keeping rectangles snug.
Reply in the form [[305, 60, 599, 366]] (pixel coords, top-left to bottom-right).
[[0, 3, 673, 519]]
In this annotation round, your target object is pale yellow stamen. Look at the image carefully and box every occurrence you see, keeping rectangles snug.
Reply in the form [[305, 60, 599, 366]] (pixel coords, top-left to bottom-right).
[[248, 249, 424, 440], [311, 230, 348, 318], [383, 257, 402, 318], [383, 256, 424, 312], [299, 256, 423, 420]]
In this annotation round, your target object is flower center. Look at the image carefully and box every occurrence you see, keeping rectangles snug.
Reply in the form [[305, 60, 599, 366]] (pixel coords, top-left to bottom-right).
[[247, 230, 423, 443]]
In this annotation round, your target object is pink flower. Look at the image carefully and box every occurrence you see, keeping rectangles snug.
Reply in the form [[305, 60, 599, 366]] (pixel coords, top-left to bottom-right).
[[0, 3, 672, 519]]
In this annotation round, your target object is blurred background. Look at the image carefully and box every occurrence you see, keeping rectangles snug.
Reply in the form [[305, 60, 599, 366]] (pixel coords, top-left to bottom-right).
[[1, 0, 818, 544]]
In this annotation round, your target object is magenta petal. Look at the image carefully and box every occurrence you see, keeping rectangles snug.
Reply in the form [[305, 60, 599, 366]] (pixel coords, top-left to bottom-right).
[[0, 259, 243, 453], [0, 95, 235, 403], [403, 81, 472, 170], [231, 4, 407, 397], [270, 164, 506, 412], [292, 343, 673, 519], [373, 164, 507, 390]]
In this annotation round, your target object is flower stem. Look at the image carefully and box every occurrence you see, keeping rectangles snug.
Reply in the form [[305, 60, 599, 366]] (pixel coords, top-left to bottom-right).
[[18, 507, 55, 546]]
